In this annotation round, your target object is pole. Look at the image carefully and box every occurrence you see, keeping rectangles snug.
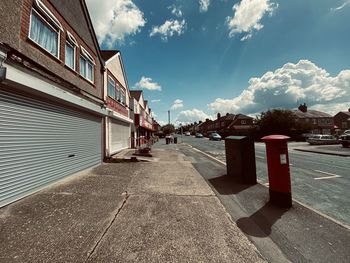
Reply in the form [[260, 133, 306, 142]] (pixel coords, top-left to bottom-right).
[[168, 110, 170, 124]]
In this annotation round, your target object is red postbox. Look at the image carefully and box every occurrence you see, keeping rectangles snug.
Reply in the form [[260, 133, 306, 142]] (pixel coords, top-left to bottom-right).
[[262, 135, 292, 208]]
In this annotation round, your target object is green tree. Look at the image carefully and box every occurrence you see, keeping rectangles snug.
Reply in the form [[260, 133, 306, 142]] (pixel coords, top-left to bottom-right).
[[255, 109, 297, 137], [161, 124, 175, 135]]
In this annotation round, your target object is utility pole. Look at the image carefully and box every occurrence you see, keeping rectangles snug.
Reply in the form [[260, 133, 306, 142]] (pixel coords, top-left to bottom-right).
[[168, 110, 170, 124]]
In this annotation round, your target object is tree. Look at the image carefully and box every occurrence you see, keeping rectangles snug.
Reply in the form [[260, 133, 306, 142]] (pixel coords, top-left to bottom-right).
[[161, 124, 175, 135], [255, 109, 297, 137]]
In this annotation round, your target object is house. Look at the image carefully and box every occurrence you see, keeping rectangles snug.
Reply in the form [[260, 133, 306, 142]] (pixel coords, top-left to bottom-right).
[[225, 114, 255, 137], [293, 104, 334, 134], [101, 50, 133, 158], [334, 109, 350, 133], [130, 90, 154, 146], [0, 0, 106, 207], [198, 119, 213, 136]]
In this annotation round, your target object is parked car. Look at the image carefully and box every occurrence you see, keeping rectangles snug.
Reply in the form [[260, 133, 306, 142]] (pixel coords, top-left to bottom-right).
[[185, 131, 191, 136], [339, 131, 350, 148], [306, 134, 339, 145], [195, 133, 203, 138], [209, 132, 221, 141]]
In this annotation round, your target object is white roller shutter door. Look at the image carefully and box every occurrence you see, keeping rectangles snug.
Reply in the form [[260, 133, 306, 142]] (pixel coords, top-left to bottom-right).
[[109, 118, 130, 155], [0, 88, 102, 207]]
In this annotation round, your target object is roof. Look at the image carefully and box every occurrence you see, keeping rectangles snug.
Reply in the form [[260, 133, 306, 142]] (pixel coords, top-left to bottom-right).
[[144, 100, 148, 107], [130, 90, 142, 101], [293, 109, 332, 118], [235, 114, 253, 120], [100, 50, 119, 62], [220, 114, 236, 121]]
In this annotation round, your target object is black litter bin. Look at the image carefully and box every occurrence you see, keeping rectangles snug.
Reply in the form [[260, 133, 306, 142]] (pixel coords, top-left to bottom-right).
[[174, 137, 177, 144], [225, 136, 256, 184], [166, 138, 170, 144]]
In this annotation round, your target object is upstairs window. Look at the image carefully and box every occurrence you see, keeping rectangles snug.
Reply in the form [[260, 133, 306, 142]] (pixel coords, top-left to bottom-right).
[[107, 76, 115, 98], [121, 90, 126, 105], [29, 10, 59, 57], [65, 31, 78, 70], [80, 46, 95, 82], [65, 42, 75, 69]]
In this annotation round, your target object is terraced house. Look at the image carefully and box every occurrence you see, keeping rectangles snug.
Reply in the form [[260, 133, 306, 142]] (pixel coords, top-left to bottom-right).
[[0, 0, 149, 207]]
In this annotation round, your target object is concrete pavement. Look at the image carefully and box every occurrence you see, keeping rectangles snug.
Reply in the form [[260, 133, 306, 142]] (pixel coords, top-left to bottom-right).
[[0, 146, 265, 262]]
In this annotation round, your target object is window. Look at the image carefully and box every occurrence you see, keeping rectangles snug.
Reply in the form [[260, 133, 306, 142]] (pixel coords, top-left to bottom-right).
[[79, 46, 95, 82], [65, 31, 77, 70], [121, 90, 126, 105], [115, 86, 120, 101], [107, 76, 115, 98], [241, 120, 246, 124], [65, 42, 75, 69], [29, 10, 59, 57]]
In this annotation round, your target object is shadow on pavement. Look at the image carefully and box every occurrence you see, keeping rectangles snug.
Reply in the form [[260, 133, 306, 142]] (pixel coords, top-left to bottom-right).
[[208, 174, 253, 195], [236, 202, 289, 237]]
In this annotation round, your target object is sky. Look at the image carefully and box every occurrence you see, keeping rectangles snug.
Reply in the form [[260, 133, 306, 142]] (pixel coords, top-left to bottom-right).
[[86, 0, 350, 126]]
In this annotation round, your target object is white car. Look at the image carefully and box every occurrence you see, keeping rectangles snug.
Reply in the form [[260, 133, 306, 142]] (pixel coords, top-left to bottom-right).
[[185, 131, 191, 136], [306, 134, 338, 145]]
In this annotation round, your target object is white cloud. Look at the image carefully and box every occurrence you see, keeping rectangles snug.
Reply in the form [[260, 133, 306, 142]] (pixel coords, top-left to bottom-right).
[[226, 0, 278, 40], [175, 109, 211, 125], [86, 0, 146, 46], [171, 99, 184, 110], [199, 0, 211, 13], [150, 19, 186, 41], [134, 76, 162, 91], [208, 60, 350, 115], [331, 0, 350, 12], [169, 5, 183, 17], [151, 99, 161, 103]]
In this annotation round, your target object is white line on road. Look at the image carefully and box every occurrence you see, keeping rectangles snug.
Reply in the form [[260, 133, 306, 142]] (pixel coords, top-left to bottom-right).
[[256, 155, 265, 159], [187, 144, 227, 165], [314, 170, 342, 180]]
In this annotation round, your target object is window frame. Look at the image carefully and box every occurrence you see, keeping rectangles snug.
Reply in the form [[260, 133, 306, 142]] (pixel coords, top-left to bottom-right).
[[79, 51, 94, 83], [107, 76, 116, 99], [65, 40, 75, 70], [28, 9, 60, 59]]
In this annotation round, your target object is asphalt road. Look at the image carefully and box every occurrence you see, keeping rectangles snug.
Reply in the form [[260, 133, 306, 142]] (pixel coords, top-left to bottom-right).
[[178, 135, 350, 226]]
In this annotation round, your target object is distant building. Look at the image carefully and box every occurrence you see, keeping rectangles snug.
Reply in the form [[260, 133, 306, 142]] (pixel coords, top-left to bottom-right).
[[333, 109, 350, 132], [293, 104, 334, 134]]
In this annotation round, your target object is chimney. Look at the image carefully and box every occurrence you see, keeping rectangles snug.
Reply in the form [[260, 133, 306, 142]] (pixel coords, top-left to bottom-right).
[[226, 113, 229, 116], [217, 113, 221, 119], [298, 103, 307, 113]]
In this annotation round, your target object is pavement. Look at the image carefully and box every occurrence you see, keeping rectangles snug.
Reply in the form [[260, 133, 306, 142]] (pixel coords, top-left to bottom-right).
[[292, 143, 350, 157], [0, 145, 265, 263]]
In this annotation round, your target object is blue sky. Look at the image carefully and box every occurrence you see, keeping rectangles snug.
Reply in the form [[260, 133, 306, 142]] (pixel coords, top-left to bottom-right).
[[86, 0, 350, 125]]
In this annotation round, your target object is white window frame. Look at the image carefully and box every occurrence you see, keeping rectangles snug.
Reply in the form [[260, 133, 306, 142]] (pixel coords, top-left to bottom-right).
[[107, 76, 115, 99], [65, 41, 75, 70], [34, 0, 63, 31], [29, 9, 60, 59], [79, 46, 95, 83], [241, 120, 246, 124]]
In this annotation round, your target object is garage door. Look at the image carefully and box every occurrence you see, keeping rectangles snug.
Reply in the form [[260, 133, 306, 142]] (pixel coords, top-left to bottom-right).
[[109, 118, 130, 155], [0, 88, 102, 207]]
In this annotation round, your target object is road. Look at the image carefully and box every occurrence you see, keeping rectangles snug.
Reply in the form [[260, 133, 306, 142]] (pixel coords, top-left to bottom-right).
[[178, 135, 350, 226]]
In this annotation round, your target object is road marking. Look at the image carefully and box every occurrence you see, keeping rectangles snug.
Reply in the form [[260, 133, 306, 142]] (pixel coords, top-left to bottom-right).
[[187, 144, 227, 165], [256, 155, 265, 159], [314, 170, 342, 180]]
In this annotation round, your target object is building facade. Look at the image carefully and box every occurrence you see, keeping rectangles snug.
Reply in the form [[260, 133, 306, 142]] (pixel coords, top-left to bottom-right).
[[101, 50, 133, 157], [0, 0, 106, 207], [130, 90, 154, 146], [293, 104, 334, 134], [334, 110, 350, 132]]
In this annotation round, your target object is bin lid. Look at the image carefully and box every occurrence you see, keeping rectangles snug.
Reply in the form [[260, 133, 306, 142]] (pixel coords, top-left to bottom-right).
[[261, 134, 290, 142], [225, 136, 246, 140]]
